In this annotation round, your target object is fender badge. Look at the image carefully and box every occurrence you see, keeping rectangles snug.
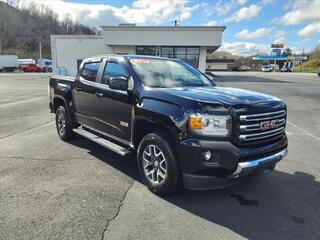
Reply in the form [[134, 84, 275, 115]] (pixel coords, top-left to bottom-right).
[[120, 121, 129, 127]]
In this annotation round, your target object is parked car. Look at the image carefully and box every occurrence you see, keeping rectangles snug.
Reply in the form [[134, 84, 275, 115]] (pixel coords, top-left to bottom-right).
[[238, 65, 251, 71], [18, 58, 36, 65], [38, 58, 53, 72], [20, 64, 44, 73], [270, 64, 279, 72], [232, 65, 250, 71], [49, 55, 288, 195], [0, 55, 19, 72], [317, 71, 320, 77], [261, 65, 273, 72]]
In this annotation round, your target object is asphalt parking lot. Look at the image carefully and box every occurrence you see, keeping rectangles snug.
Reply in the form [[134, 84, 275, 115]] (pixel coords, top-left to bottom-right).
[[0, 72, 319, 240]]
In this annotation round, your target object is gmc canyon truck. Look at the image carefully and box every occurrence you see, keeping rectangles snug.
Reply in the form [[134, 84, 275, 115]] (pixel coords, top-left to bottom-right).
[[49, 55, 288, 195]]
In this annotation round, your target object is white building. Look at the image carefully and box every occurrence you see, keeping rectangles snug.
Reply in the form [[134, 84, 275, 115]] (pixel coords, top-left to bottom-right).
[[51, 24, 225, 76]]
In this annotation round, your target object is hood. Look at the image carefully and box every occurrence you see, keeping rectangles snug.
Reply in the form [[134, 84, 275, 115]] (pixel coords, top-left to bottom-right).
[[158, 86, 282, 106]]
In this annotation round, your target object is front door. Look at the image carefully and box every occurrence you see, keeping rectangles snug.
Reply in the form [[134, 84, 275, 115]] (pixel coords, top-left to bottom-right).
[[93, 60, 133, 142], [73, 61, 101, 127]]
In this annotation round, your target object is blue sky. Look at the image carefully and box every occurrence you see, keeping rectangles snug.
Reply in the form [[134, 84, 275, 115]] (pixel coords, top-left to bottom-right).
[[34, 0, 320, 55]]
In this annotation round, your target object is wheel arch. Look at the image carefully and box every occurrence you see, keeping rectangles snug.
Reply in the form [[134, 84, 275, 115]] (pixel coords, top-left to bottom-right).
[[132, 117, 177, 150]]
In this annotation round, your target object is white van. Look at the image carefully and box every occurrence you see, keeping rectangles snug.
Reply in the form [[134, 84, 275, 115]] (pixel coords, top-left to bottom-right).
[[37, 59, 53, 72]]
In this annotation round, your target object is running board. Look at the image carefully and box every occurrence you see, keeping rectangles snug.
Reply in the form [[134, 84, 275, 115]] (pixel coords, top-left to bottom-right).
[[73, 128, 131, 156]]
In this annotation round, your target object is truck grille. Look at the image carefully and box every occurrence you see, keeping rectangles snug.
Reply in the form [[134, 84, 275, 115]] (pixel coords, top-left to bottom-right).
[[238, 110, 286, 143]]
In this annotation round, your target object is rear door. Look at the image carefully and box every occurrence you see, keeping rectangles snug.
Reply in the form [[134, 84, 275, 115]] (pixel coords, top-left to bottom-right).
[[73, 61, 102, 127], [92, 59, 133, 142]]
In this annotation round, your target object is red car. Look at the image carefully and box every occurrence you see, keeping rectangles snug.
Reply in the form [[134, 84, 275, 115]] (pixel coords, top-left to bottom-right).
[[20, 64, 45, 72]]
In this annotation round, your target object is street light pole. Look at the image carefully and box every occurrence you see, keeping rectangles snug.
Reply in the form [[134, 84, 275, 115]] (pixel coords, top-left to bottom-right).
[[0, 26, 3, 54], [300, 47, 304, 72], [39, 41, 42, 59]]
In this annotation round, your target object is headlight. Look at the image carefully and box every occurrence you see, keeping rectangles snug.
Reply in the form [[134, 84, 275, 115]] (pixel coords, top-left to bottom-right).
[[189, 114, 232, 136]]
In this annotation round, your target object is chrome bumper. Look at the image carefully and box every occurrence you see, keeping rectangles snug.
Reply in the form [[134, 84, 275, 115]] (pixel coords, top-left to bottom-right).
[[231, 148, 288, 178]]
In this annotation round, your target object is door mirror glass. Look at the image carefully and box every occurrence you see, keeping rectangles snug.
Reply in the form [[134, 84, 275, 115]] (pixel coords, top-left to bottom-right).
[[109, 76, 128, 91]]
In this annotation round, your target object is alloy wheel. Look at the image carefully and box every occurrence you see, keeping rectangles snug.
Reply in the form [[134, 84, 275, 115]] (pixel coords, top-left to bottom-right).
[[57, 111, 66, 136], [142, 144, 167, 184]]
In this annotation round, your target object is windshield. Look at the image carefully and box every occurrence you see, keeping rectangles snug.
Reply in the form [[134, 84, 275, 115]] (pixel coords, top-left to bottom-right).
[[130, 58, 213, 88]]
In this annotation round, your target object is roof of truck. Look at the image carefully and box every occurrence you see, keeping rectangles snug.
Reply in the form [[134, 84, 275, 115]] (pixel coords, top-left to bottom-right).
[[82, 54, 175, 64]]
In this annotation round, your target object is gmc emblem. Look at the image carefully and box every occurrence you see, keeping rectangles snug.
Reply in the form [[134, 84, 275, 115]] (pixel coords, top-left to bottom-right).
[[260, 120, 277, 130]]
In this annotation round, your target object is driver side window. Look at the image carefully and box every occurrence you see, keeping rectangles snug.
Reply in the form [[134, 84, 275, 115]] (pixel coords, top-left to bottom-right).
[[102, 62, 129, 85]]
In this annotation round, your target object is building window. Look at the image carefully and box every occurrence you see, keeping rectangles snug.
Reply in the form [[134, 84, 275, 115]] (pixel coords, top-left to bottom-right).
[[161, 47, 199, 68], [161, 47, 174, 58], [136, 46, 156, 56]]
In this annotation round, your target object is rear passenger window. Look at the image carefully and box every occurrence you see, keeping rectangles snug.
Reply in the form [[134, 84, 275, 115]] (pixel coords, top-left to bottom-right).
[[80, 62, 100, 82], [102, 62, 128, 85]]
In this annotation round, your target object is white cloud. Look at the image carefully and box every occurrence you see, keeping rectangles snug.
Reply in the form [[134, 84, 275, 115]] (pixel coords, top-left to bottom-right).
[[273, 36, 285, 44], [226, 4, 261, 23], [21, 0, 200, 26], [220, 41, 270, 56], [298, 22, 320, 37], [274, 30, 285, 38], [236, 28, 271, 39], [206, 20, 219, 26], [214, 0, 247, 16], [280, 0, 320, 25], [280, 0, 320, 37]]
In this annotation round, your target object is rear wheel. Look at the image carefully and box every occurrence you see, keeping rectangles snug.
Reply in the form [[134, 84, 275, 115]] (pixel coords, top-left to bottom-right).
[[137, 132, 182, 195], [55, 106, 75, 141]]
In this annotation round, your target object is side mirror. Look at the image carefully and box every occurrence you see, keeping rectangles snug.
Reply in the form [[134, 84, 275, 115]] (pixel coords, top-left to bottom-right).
[[109, 76, 128, 91]]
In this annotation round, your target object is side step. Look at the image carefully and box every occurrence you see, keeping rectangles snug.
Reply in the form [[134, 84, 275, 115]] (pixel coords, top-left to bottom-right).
[[73, 128, 131, 156]]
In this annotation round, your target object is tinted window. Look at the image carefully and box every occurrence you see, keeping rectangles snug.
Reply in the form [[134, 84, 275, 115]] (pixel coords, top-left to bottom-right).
[[80, 62, 100, 82], [102, 62, 128, 85]]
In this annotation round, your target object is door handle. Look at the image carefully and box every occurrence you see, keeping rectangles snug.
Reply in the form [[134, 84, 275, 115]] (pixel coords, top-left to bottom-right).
[[95, 92, 103, 97], [75, 87, 82, 91]]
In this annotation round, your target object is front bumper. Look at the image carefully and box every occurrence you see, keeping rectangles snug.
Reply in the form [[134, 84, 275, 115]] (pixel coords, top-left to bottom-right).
[[178, 135, 288, 190]]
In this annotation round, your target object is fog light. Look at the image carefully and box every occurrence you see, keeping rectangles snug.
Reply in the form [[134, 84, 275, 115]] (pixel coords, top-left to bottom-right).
[[203, 151, 212, 161]]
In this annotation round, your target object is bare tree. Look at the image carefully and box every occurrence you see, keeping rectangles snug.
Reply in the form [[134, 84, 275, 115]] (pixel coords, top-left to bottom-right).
[[0, 1, 94, 58]]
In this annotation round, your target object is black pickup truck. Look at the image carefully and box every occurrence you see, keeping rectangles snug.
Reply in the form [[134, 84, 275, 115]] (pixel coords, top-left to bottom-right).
[[49, 55, 288, 195]]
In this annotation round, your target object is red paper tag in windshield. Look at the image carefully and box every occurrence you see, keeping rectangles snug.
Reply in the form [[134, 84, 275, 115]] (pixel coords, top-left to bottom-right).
[[130, 59, 150, 64]]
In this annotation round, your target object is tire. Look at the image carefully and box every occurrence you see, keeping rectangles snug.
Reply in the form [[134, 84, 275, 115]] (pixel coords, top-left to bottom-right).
[[55, 105, 75, 141], [137, 132, 182, 195]]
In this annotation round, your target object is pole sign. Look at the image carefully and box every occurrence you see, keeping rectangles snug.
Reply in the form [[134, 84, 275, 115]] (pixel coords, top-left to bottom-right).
[[272, 48, 282, 56], [271, 44, 284, 56], [271, 44, 284, 48]]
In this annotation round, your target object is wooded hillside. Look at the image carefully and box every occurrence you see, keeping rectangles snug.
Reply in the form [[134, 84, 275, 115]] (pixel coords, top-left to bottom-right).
[[0, 1, 95, 59]]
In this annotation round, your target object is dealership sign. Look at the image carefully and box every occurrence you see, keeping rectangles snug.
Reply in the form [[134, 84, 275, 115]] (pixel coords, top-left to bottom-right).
[[271, 43, 284, 48]]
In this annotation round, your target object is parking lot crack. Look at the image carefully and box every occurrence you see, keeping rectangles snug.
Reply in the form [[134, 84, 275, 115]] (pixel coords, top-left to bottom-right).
[[101, 180, 135, 240]]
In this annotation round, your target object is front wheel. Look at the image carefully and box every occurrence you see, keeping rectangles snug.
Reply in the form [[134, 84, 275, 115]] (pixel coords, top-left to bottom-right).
[[137, 132, 182, 195], [55, 106, 75, 141]]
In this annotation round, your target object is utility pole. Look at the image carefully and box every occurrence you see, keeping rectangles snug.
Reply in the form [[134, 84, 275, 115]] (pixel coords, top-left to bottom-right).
[[0, 26, 3, 54], [39, 41, 42, 59], [300, 47, 304, 72]]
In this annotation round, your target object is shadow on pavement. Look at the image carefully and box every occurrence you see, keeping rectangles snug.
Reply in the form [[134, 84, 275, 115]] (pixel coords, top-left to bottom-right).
[[69, 136, 320, 240]]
